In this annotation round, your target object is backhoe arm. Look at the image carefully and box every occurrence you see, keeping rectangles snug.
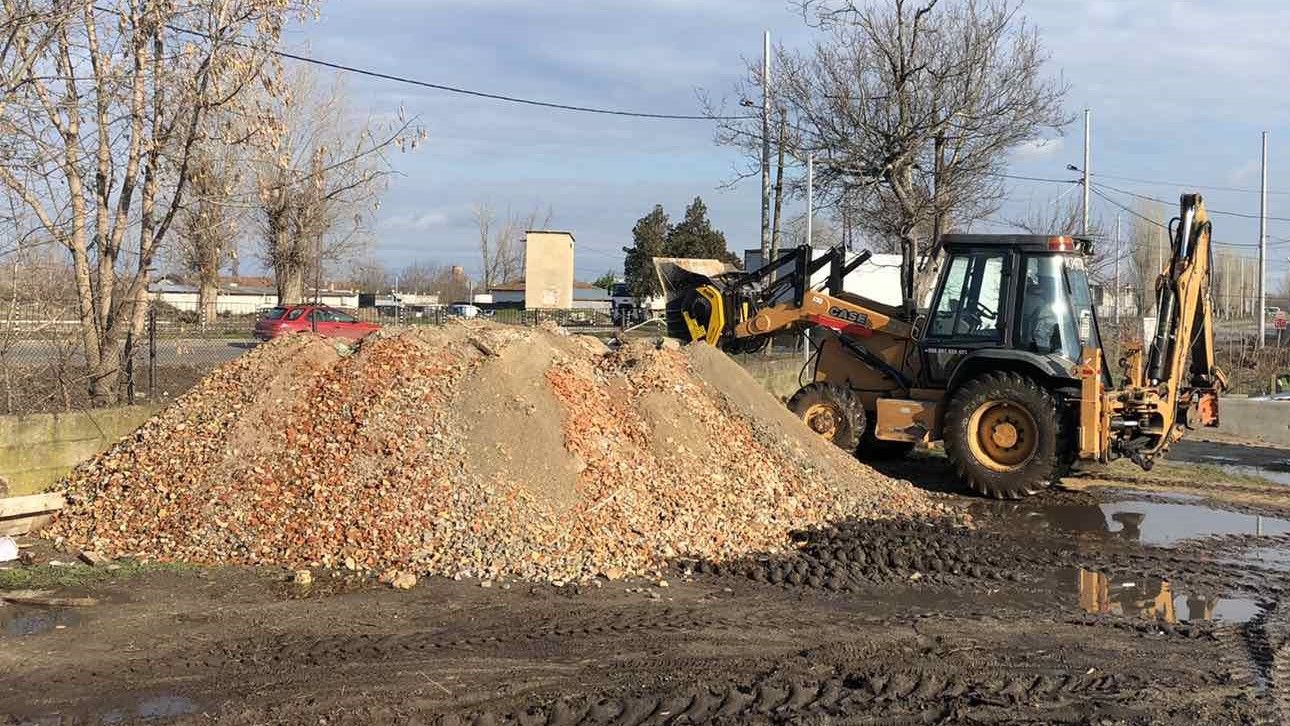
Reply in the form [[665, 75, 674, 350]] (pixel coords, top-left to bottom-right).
[[1103, 194, 1226, 465]]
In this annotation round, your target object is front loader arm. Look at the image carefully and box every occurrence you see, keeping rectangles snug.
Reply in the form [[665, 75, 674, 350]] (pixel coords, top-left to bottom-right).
[[731, 291, 913, 341], [655, 244, 913, 348]]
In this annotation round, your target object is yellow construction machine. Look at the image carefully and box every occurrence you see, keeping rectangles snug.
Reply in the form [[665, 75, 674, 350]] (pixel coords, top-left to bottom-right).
[[656, 194, 1226, 498]]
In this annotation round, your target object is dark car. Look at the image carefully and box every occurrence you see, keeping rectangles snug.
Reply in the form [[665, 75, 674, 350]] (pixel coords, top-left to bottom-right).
[[254, 304, 379, 341]]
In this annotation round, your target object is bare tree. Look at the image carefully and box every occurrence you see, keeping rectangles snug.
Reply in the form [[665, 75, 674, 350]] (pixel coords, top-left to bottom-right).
[[473, 202, 552, 288], [176, 140, 244, 323], [254, 67, 419, 304], [1006, 197, 1119, 283], [735, 0, 1068, 309], [346, 256, 391, 293], [0, 0, 311, 405], [1126, 200, 1170, 319]]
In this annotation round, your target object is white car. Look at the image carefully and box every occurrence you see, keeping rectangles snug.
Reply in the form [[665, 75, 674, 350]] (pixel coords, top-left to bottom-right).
[[447, 303, 481, 319]]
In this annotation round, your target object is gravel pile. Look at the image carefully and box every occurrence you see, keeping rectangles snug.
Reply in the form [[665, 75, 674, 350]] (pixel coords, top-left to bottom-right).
[[48, 322, 943, 583]]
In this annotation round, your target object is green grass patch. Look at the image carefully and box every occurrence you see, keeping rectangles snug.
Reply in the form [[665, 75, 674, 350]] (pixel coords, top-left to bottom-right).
[[0, 560, 196, 591]]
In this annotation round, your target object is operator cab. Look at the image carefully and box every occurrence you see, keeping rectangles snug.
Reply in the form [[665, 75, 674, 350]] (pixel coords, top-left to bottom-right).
[[920, 234, 1102, 386]]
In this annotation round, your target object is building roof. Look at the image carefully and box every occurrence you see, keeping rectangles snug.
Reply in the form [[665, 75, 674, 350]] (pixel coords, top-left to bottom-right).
[[487, 279, 609, 300], [524, 229, 576, 241]]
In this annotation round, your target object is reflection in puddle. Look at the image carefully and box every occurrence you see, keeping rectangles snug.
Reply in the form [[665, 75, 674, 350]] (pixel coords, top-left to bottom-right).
[[979, 496, 1290, 546], [0, 605, 82, 636], [1071, 568, 1260, 623]]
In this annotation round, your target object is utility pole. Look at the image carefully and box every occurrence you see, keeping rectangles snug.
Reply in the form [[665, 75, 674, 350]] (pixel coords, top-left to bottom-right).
[[760, 30, 771, 262], [1114, 213, 1121, 330], [806, 153, 814, 248], [1259, 131, 1269, 347], [1082, 109, 1091, 236]]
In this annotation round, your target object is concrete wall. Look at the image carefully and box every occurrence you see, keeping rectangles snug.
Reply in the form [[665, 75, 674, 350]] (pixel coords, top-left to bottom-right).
[[0, 406, 158, 496], [524, 231, 574, 309], [1211, 397, 1290, 448]]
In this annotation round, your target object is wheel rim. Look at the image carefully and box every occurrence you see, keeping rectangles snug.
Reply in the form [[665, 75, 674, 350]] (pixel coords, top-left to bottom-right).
[[802, 402, 841, 440], [966, 400, 1038, 472]]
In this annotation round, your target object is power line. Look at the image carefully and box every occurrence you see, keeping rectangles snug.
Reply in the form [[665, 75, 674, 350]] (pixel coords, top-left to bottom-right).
[[1089, 185, 1290, 251], [93, 5, 752, 122], [1092, 171, 1290, 197], [1093, 181, 1290, 223]]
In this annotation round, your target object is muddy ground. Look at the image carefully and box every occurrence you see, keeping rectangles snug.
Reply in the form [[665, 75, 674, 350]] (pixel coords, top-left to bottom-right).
[[4, 441, 1290, 725]]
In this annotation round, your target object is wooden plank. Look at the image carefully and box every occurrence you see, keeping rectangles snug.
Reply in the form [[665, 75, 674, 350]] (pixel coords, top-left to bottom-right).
[[0, 492, 65, 518], [0, 513, 54, 536], [0, 590, 98, 607]]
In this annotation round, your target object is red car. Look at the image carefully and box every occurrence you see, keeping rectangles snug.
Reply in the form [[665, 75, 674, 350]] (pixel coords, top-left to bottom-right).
[[254, 304, 379, 341]]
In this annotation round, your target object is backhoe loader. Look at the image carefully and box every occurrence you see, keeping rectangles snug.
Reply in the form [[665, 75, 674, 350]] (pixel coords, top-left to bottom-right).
[[656, 193, 1225, 499]]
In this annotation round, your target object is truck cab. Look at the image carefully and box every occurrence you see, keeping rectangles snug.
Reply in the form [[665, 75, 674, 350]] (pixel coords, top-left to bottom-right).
[[920, 234, 1104, 393]]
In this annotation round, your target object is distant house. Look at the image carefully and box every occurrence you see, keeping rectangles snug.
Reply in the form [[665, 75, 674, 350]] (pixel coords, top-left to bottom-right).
[[150, 276, 359, 316], [488, 279, 611, 311]]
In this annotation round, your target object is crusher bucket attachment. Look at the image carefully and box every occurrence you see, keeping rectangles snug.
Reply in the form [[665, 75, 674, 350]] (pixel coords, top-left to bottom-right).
[[653, 257, 739, 344]]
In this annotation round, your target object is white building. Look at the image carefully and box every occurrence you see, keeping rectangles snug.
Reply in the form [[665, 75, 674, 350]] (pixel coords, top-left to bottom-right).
[[150, 277, 359, 315], [488, 280, 611, 311]]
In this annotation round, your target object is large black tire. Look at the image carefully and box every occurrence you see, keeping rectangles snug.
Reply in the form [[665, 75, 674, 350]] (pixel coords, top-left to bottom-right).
[[943, 372, 1069, 499], [787, 383, 866, 454], [857, 418, 916, 461]]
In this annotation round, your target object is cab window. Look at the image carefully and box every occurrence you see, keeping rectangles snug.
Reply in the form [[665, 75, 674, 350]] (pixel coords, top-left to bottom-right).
[[927, 252, 1005, 340], [1018, 255, 1081, 359]]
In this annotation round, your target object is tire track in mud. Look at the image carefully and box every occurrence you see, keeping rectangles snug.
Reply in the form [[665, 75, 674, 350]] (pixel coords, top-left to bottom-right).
[[190, 608, 737, 671], [684, 518, 1290, 605], [1244, 599, 1290, 723], [437, 665, 1145, 725]]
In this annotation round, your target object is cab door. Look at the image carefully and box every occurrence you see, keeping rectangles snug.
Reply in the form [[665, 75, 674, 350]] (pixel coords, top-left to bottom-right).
[[919, 249, 1013, 385]]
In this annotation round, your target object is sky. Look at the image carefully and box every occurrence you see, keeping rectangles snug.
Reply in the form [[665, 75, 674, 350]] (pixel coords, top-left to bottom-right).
[[295, 0, 1290, 284]]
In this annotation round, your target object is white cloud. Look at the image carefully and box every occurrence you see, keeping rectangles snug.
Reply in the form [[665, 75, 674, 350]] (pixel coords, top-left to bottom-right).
[[383, 210, 450, 231], [1013, 137, 1065, 160]]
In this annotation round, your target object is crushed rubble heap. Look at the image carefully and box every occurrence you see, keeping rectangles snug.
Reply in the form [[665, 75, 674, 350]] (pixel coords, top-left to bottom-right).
[[49, 323, 942, 582]]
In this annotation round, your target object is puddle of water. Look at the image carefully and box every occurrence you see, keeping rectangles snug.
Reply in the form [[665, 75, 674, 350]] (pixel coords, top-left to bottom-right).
[[1065, 567, 1260, 623], [0, 605, 82, 636], [100, 694, 198, 724], [990, 498, 1290, 546], [1231, 545, 1290, 572], [1219, 464, 1290, 487]]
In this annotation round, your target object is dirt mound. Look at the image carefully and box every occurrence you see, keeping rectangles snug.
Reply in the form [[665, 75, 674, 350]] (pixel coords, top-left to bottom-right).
[[48, 322, 942, 582]]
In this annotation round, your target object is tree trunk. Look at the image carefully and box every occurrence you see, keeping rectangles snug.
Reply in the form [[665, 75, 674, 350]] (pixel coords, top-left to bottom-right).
[[278, 263, 305, 305], [198, 279, 218, 324], [87, 340, 120, 407]]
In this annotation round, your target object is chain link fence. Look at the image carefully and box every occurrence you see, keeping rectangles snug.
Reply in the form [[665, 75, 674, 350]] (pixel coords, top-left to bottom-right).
[[0, 301, 626, 415], [3, 299, 1284, 417]]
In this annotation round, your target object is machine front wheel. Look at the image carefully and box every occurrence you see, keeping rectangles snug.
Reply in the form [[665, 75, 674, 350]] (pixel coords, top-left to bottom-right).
[[787, 383, 866, 454], [943, 372, 1069, 499]]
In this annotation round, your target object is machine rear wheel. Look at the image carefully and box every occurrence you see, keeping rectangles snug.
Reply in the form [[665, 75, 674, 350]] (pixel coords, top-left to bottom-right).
[[943, 372, 1068, 499], [787, 383, 866, 454]]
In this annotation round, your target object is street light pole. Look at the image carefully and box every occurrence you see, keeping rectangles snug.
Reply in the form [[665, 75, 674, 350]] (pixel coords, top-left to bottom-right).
[[1259, 131, 1269, 347], [760, 30, 771, 262], [806, 153, 814, 248], [1114, 213, 1121, 331], [1082, 109, 1091, 236]]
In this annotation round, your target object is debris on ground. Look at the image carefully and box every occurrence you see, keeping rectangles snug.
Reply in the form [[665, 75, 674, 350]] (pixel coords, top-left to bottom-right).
[[48, 322, 944, 582], [77, 550, 109, 567], [0, 536, 16, 563]]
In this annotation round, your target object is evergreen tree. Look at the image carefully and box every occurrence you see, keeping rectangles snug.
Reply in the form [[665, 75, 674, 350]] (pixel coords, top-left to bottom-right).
[[666, 197, 735, 263], [622, 204, 671, 299], [592, 270, 618, 292]]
